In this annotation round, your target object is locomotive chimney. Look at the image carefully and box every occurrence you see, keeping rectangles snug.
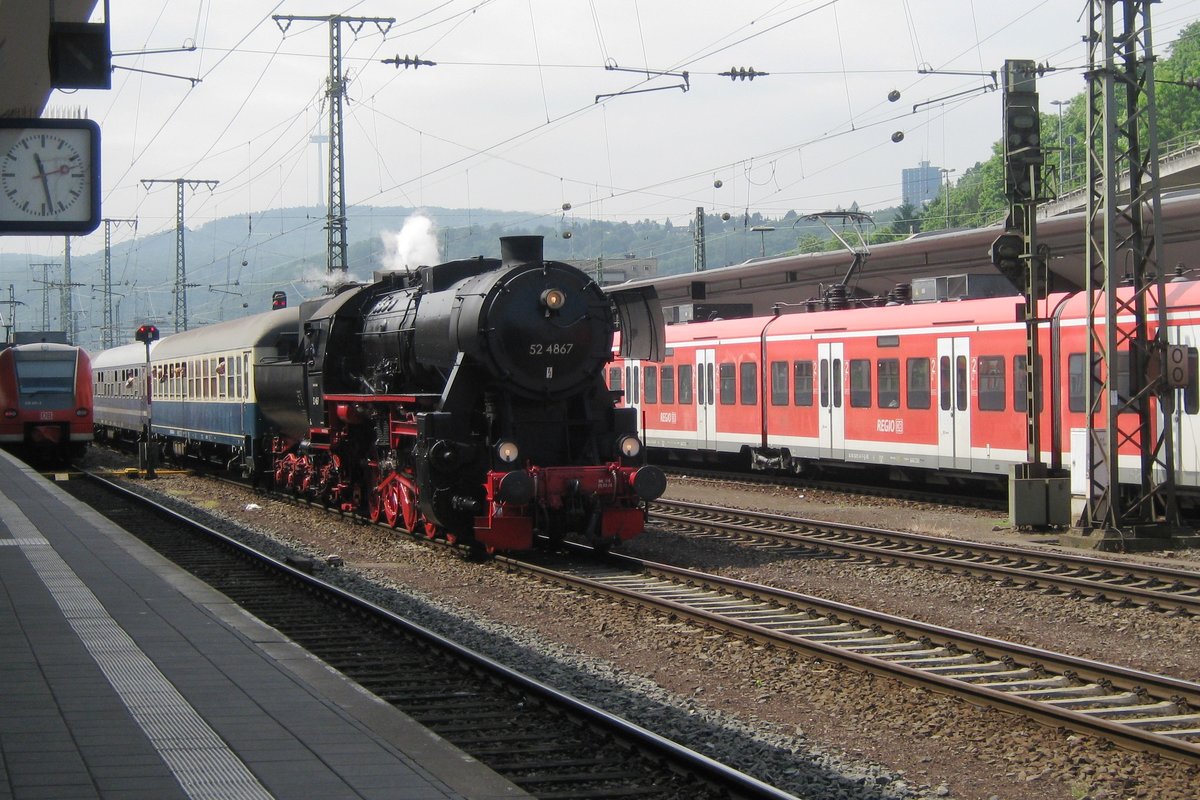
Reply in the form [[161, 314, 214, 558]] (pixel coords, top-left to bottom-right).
[[500, 235, 544, 267]]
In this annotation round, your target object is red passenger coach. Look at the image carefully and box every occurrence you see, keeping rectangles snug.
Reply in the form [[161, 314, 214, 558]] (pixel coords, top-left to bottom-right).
[[0, 342, 93, 461], [612, 279, 1200, 499]]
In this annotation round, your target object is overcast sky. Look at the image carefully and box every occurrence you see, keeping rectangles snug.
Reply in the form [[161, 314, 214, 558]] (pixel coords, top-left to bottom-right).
[[9, 0, 1200, 262]]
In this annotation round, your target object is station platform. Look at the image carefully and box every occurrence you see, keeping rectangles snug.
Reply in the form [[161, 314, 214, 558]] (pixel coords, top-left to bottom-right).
[[0, 447, 526, 800]]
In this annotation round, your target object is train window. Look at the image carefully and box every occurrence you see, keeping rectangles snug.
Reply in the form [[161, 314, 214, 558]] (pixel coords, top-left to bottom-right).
[[1013, 356, 1044, 412], [661, 365, 675, 404], [679, 364, 693, 405], [939, 356, 952, 411], [907, 358, 931, 409], [1068, 353, 1086, 413], [719, 363, 736, 405], [819, 360, 829, 408], [793, 361, 813, 407], [956, 356, 968, 412], [1114, 351, 1140, 414], [644, 366, 658, 404], [849, 359, 871, 408], [1186, 348, 1199, 415], [632, 366, 640, 404], [877, 358, 900, 408], [14, 354, 75, 397], [740, 362, 757, 405], [625, 367, 631, 401], [609, 367, 622, 393], [707, 363, 715, 407], [877, 335, 900, 348], [770, 361, 789, 406], [978, 356, 1006, 411], [832, 358, 843, 408]]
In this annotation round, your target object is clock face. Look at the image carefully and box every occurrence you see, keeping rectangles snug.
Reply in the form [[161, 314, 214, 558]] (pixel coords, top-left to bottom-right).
[[0, 119, 100, 235]]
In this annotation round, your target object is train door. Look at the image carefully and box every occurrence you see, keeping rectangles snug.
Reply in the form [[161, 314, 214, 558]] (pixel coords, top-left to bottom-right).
[[624, 360, 643, 437], [240, 350, 251, 431], [696, 348, 717, 450], [937, 337, 972, 470], [817, 342, 845, 459]]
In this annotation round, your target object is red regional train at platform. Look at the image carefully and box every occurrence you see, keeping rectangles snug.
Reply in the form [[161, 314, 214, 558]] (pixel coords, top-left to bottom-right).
[[609, 278, 1200, 499], [0, 341, 93, 462]]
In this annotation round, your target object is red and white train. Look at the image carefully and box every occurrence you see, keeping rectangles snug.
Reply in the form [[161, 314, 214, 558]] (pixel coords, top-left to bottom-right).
[[0, 342, 93, 462], [610, 279, 1200, 497]]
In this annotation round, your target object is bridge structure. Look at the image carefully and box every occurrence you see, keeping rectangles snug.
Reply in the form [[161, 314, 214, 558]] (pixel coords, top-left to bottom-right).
[[618, 156, 1200, 320]]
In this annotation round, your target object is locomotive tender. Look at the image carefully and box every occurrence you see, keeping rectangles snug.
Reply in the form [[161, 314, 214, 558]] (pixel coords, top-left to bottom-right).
[[93, 235, 666, 552], [0, 341, 93, 461], [612, 279, 1200, 499]]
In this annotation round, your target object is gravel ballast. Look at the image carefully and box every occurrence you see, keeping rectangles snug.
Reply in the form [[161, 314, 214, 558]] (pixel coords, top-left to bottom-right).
[[91, 454, 1200, 800]]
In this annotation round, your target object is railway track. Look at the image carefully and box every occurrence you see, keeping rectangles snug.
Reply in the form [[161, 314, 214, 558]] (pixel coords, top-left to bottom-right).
[[508, 546, 1200, 765], [651, 499, 1200, 616], [66, 471, 798, 800], [75, 458, 1200, 768], [660, 465, 1008, 512]]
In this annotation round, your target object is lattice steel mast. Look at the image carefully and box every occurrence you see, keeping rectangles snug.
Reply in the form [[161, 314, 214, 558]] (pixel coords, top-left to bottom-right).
[[101, 218, 137, 349], [140, 179, 218, 332], [1078, 0, 1185, 546], [274, 14, 395, 272]]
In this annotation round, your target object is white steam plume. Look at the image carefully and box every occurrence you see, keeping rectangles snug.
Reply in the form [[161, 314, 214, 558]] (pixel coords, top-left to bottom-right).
[[381, 213, 441, 272]]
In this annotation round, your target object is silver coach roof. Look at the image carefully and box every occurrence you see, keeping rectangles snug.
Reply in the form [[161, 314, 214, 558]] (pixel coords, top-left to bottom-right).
[[90, 341, 157, 371], [149, 307, 302, 361]]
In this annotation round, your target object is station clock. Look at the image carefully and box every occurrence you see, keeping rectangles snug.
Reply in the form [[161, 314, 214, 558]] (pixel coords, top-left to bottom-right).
[[0, 118, 101, 235]]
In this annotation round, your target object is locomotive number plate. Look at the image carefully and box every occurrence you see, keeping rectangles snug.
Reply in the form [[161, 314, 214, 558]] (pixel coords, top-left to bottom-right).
[[528, 343, 573, 355]]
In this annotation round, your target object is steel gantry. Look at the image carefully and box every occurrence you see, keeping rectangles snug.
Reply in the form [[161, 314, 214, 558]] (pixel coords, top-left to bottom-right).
[[274, 14, 395, 273], [100, 218, 136, 349], [140, 179, 218, 332]]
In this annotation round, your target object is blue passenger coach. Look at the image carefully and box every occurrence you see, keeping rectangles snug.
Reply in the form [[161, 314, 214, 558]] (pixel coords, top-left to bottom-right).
[[92, 307, 301, 470]]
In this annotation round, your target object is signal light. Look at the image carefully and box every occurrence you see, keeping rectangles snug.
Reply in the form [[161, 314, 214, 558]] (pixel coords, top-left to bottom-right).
[[990, 231, 1024, 272], [1003, 60, 1043, 202], [135, 324, 160, 343]]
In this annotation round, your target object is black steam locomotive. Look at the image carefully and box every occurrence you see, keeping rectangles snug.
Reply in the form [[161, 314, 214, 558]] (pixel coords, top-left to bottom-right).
[[92, 236, 666, 552]]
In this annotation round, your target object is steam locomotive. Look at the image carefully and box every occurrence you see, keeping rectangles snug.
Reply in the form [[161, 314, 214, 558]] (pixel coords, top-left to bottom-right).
[[92, 236, 666, 552]]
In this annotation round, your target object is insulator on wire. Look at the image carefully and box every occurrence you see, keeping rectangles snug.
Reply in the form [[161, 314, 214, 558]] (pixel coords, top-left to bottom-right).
[[720, 66, 768, 81], [384, 54, 436, 69]]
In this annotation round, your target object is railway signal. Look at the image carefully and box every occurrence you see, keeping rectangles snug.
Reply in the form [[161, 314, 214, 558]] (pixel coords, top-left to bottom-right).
[[1003, 61, 1043, 203], [135, 322, 159, 478]]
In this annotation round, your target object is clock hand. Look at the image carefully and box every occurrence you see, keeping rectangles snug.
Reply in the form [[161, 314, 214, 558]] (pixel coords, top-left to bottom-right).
[[33, 153, 53, 210]]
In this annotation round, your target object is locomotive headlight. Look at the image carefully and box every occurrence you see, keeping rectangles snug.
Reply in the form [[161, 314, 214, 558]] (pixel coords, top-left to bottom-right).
[[496, 440, 520, 463], [540, 288, 567, 311], [75, 408, 89, 417], [617, 434, 642, 458], [3, 409, 16, 418]]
